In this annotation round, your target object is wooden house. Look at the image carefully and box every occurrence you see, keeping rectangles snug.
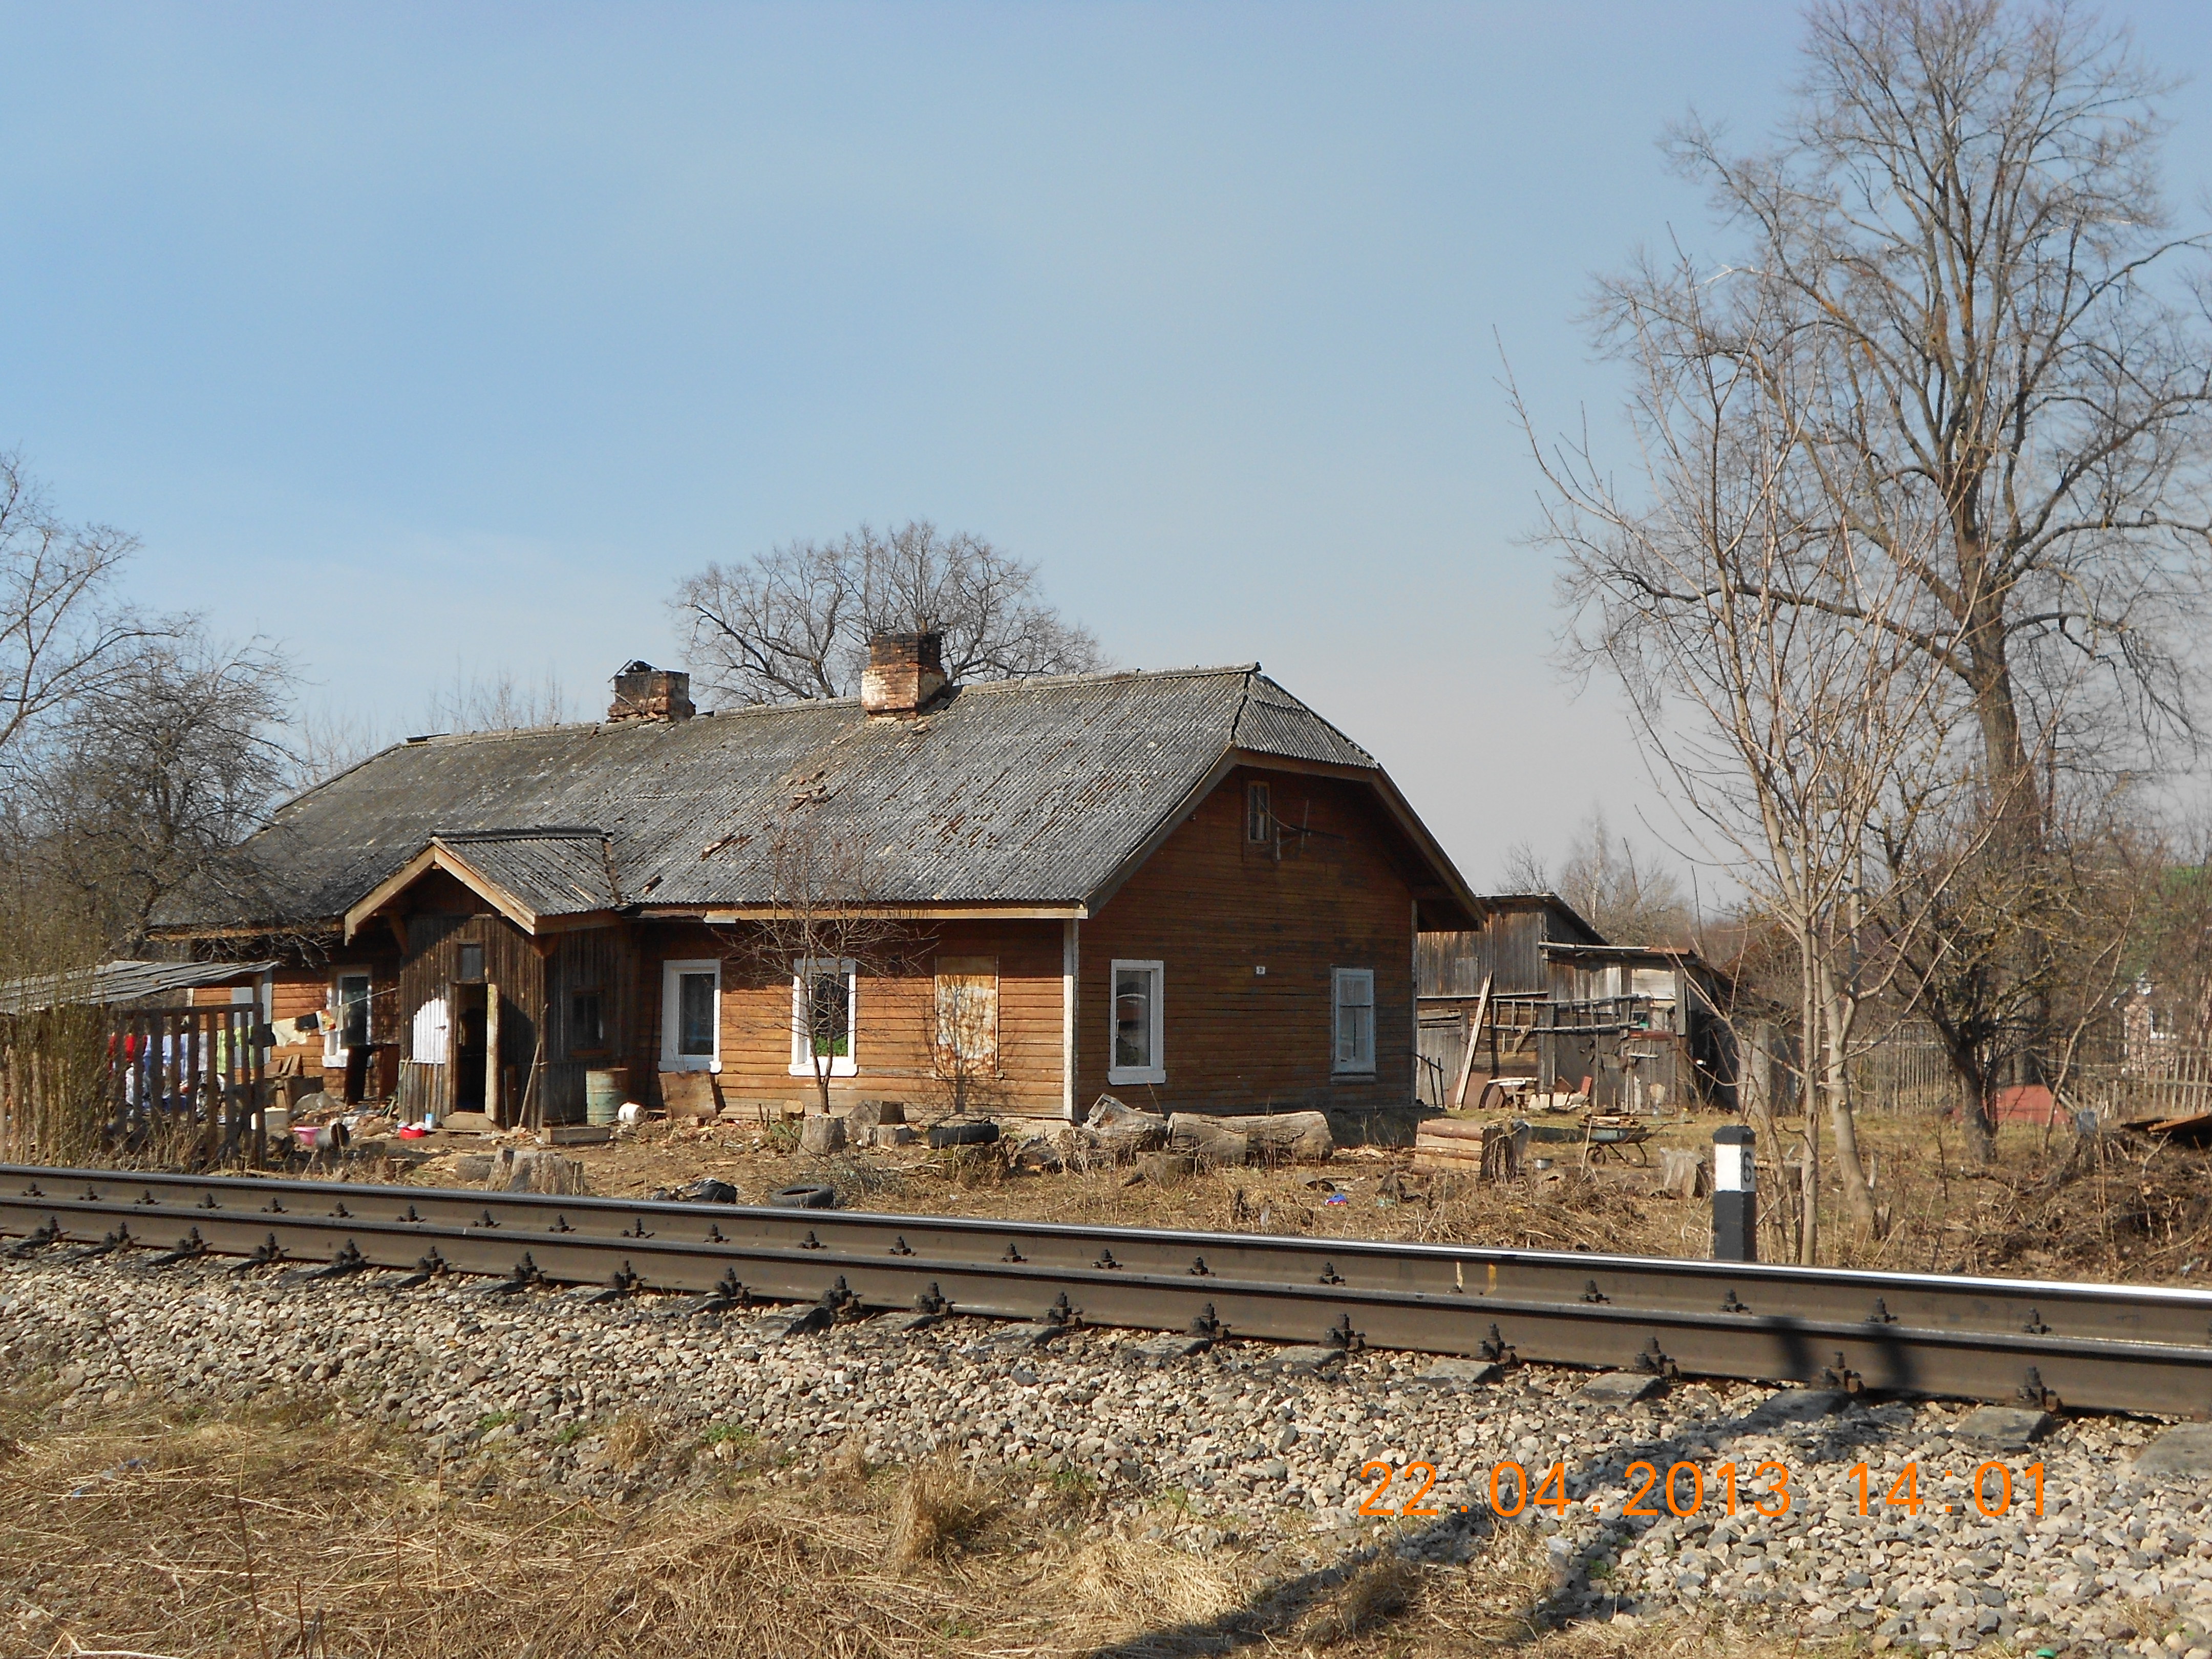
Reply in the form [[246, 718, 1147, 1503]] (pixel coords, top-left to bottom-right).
[[156, 636, 1483, 1129]]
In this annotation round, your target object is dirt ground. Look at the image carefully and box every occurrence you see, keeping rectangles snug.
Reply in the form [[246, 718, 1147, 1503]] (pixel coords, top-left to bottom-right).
[[350, 1103, 2212, 1288], [0, 1384, 1860, 1659]]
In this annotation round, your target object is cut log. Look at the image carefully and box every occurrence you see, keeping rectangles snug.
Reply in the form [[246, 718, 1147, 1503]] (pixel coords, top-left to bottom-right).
[[1415, 1116, 1487, 1142], [1086, 1093, 1169, 1156], [1169, 1110, 1332, 1163], [1413, 1134, 1485, 1170], [799, 1114, 847, 1156], [492, 1147, 588, 1195], [1166, 1115, 1249, 1167]]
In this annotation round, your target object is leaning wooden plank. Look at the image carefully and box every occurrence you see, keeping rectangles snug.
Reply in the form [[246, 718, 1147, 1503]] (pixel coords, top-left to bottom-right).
[[1452, 975, 1493, 1111], [660, 1070, 721, 1120]]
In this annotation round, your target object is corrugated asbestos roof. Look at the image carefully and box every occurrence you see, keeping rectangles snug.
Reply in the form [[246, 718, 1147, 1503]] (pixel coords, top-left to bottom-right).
[[167, 665, 1404, 930], [0, 959, 277, 1016], [435, 830, 621, 918]]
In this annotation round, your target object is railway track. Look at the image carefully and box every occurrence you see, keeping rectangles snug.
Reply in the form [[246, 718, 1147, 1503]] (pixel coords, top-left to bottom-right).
[[4, 1162, 2210, 1418]]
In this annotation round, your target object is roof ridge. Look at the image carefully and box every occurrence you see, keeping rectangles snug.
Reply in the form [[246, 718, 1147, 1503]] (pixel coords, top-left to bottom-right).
[[951, 663, 1261, 695], [435, 825, 607, 842]]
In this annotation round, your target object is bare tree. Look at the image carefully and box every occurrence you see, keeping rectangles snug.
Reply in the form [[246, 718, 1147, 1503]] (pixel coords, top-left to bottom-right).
[[419, 662, 576, 735], [18, 636, 294, 952], [724, 817, 916, 1118], [1522, 242, 1981, 1257], [0, 452, 166, 770], [1561, 807, 1695, 945], [1654, 0, 2212, 839], [1496, 840, 1551, 895], [283, 700, 391, 793], [1499, 811, 1693, 942], [1555, 0, 2212, 1172], [673, 521, 1105, 706]]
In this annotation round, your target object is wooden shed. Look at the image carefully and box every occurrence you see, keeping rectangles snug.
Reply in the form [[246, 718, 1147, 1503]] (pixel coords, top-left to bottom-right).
[[1415, 894, 1604, 1107]]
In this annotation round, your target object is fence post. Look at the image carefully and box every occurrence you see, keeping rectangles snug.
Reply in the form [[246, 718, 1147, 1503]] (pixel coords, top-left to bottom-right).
[[1713, 1124, 1756, 1262]]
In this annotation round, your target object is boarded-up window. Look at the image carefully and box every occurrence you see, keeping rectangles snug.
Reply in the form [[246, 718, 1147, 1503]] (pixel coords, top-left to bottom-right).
[[934, 956, 999, 1069]]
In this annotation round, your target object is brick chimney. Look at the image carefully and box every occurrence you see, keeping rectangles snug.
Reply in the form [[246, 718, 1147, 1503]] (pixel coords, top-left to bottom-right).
[[860, 631, 948, 717], [608, 661, 695, 722]]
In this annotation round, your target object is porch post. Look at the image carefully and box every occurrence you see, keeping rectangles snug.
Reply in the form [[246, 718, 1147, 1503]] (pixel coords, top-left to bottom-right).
[[1062, 918, 1079, 1121], [485, 983, 502, 1125]]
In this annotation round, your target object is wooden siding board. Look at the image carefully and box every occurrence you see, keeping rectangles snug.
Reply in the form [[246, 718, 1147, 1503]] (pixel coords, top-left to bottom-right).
[[630, 919, 1069, 1115], [1076, 765, 1416, 1116]]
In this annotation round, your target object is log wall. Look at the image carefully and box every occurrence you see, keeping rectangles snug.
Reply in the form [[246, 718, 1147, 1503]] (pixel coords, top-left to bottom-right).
[[1076, 765, 1418, 1117], [626, 919, 1069, 1116]]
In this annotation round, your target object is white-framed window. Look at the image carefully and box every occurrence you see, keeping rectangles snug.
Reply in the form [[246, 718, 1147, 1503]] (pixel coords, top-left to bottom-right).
[[1109, 959, 1164, 1086], [1333, 968, 1376, 1074], [661, 959, 722, 1073], [790, 957, 858, 1077], [326, 972, 371, 1066]]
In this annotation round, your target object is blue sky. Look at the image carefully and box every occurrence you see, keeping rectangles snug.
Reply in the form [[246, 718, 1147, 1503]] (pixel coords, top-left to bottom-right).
[[5, 2, 2212, 895]]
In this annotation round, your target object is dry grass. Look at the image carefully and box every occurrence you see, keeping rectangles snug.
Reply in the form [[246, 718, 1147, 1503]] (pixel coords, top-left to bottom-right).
[[600, 1415, 656, 1470], [887, 1450, 999, 1566], [1060, 1538, 1247, 1646], [1298, 1554, 1419, 1645], [0, 1385, 1888, 1659]]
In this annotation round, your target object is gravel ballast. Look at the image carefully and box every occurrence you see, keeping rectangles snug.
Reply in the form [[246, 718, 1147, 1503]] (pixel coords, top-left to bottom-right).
[[4, 1247, 2210, 1656]]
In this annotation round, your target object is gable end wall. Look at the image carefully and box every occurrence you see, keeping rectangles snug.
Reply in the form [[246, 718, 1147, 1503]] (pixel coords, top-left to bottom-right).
[[1076, 765, 1415, 1116]]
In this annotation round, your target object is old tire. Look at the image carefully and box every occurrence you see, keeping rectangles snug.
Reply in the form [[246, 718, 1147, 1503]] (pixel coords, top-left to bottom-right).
[[928, 1120, 1001, 1149], [769, 1183, 838, 1209]]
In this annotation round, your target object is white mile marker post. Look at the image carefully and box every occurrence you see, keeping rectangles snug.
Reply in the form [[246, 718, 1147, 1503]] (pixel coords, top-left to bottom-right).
[[1712, 1124, 1756, 1262]]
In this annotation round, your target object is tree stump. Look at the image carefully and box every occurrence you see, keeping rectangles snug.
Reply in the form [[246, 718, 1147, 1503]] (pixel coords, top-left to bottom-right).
[[799, 1114, 847, 1156], [1137, 1151, 1197, 1186]]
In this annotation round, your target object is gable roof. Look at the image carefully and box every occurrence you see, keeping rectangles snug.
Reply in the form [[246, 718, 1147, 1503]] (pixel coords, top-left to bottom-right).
[[167, 665, 1479, 933], [344, 830, 622, 937]]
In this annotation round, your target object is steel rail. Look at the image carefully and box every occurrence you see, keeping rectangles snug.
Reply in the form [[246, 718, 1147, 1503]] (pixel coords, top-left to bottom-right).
[[5, 1163, 2209, 1351], [5, 1174, 2212, 1418]]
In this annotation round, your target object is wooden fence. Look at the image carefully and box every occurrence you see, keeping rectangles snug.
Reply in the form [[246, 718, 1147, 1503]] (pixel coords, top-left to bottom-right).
[[2085, 1043, 2212, 1123], [1, 1004, 266, 1165], [1849, 1034, 1957, 1115]]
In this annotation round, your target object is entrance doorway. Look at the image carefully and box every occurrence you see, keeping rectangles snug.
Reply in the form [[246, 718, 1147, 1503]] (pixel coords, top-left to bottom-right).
[[453, 984, 488, 1114]]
